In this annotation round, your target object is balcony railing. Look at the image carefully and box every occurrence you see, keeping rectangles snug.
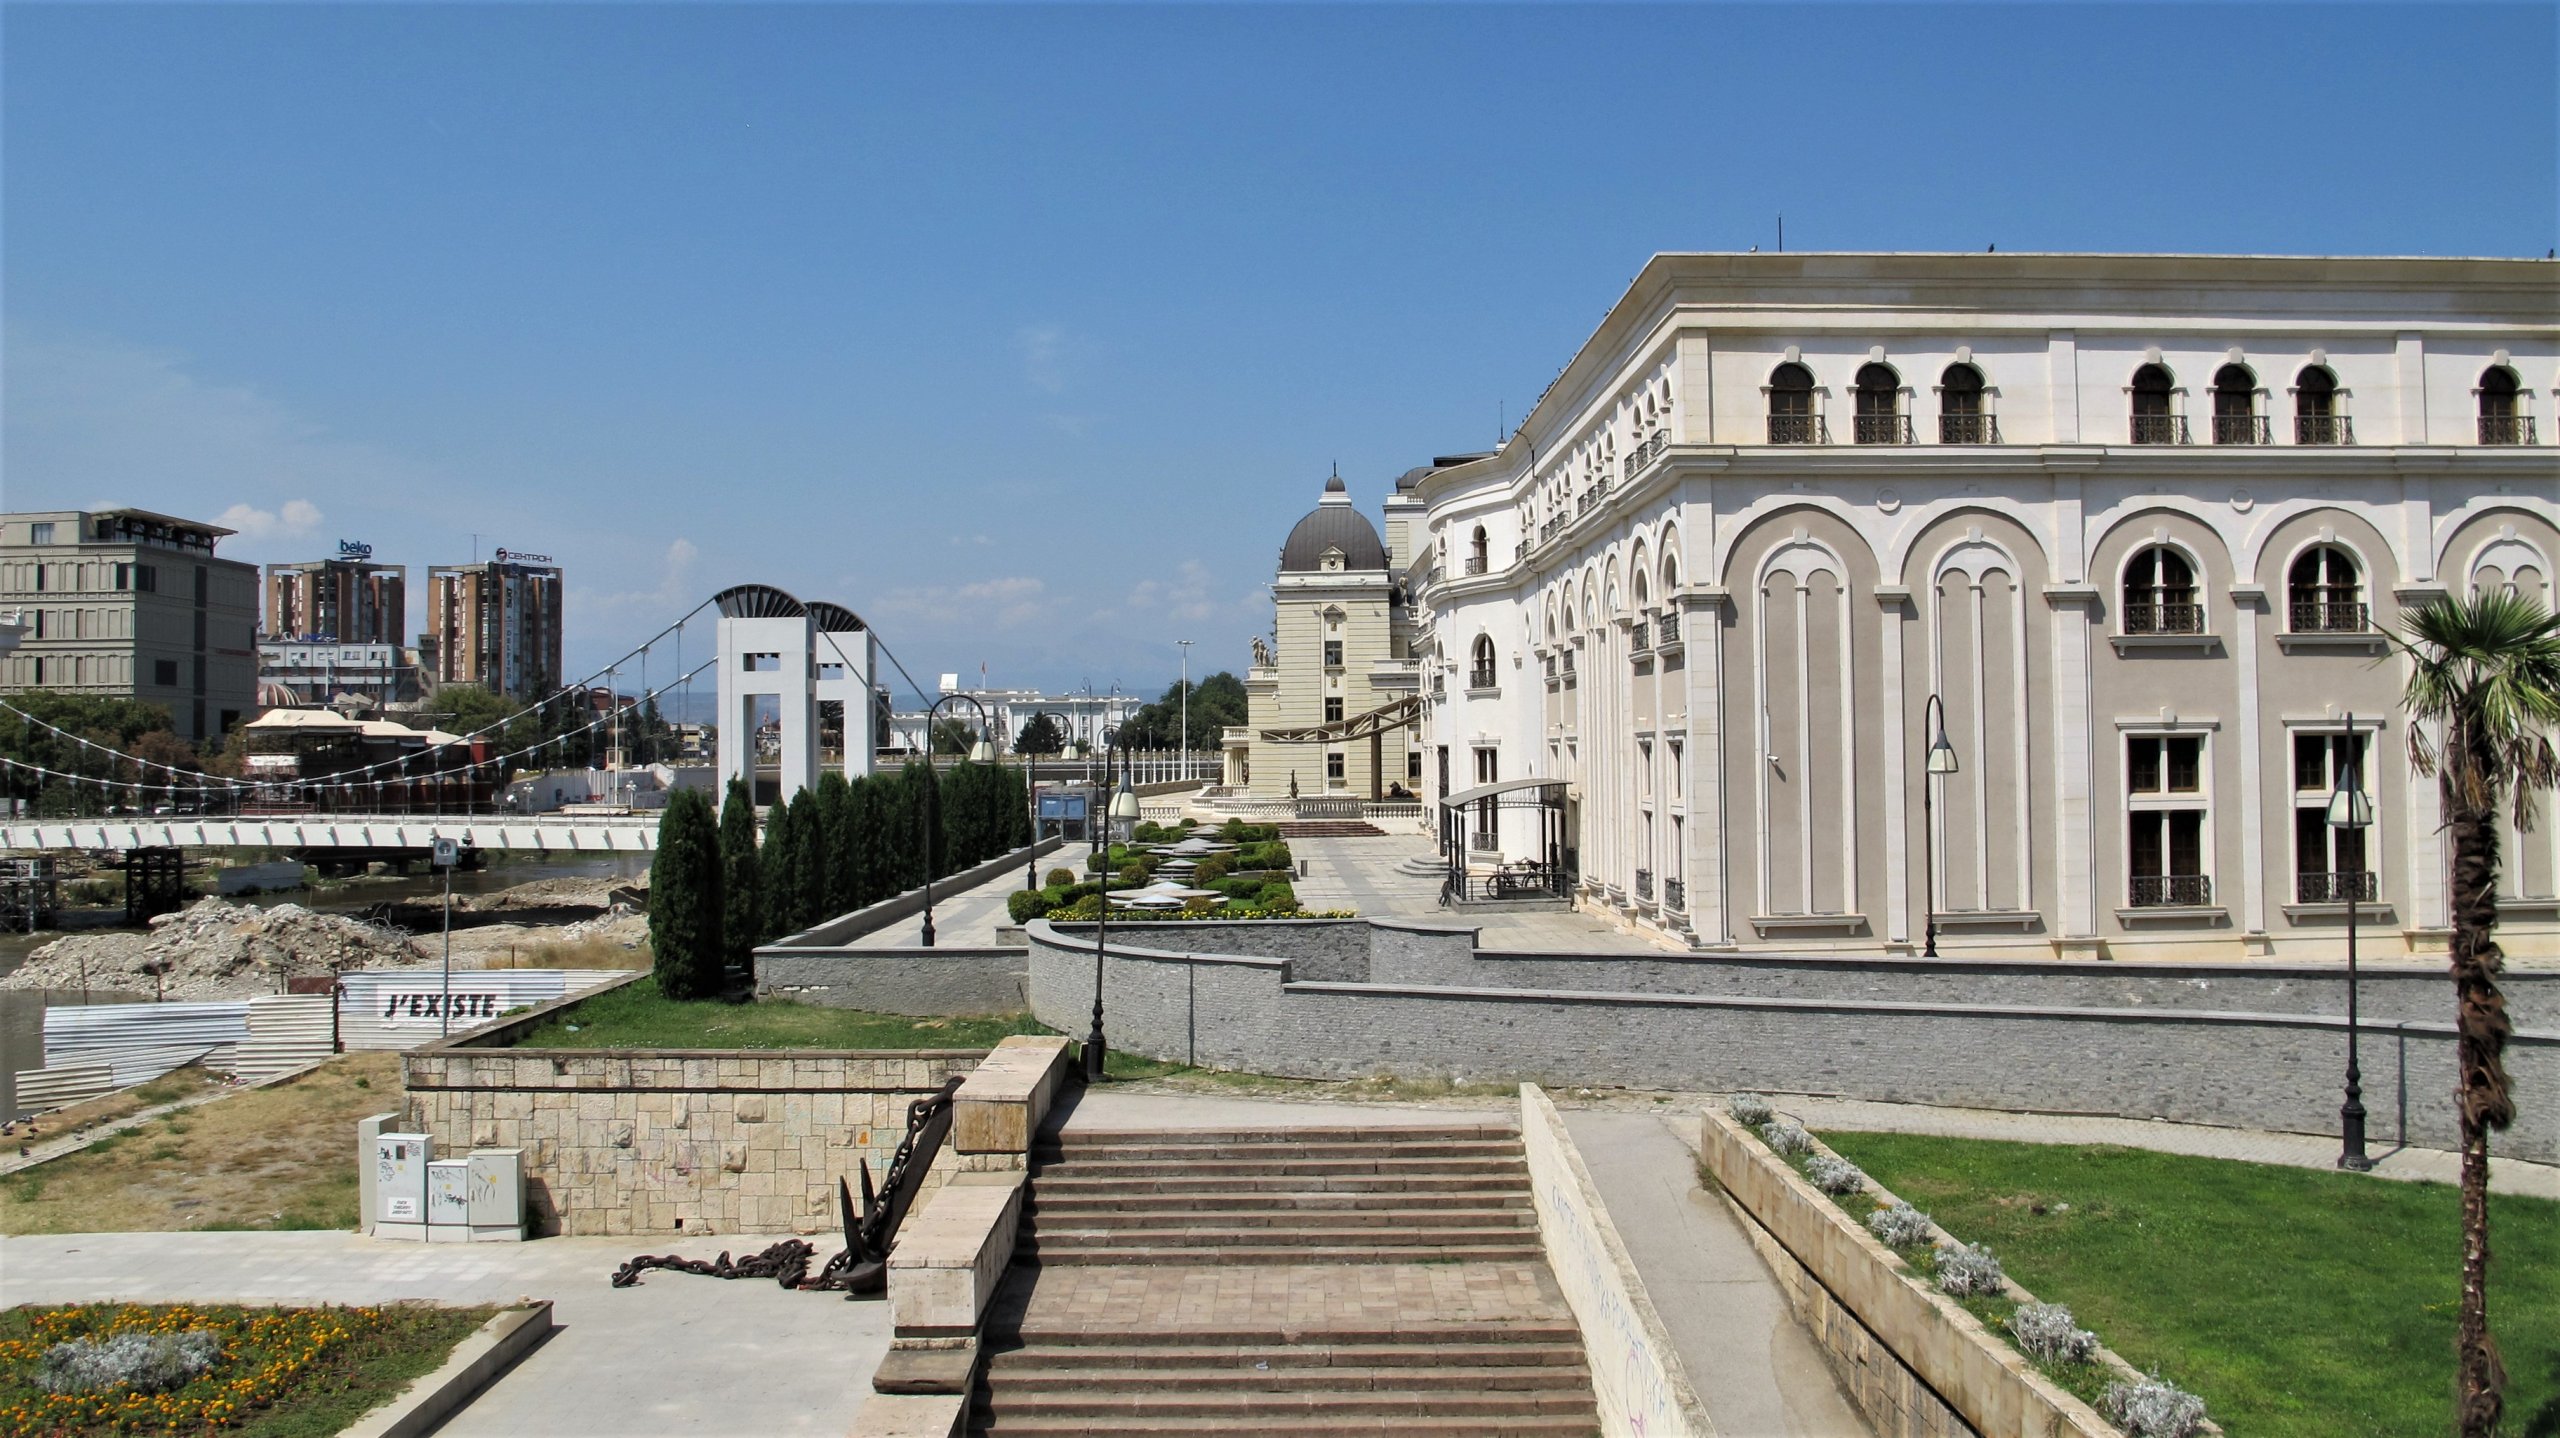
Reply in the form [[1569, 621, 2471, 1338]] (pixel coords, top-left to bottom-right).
[[1464, 555, 1488, 576], [1622, 429, 1668, 479], [2130, 874, 2212, 908], [2123, 602, 2205, 635], [2480, 414, 2538, 445], [2289, 599, 2370, 633], [1577, 478, 1613, 518], [1470, 830, 1502, 853], [1662, 878, 1685, 910], [1541, 516, 1566, 542], [1634, 869, 1654, 901], [2295, 414, 2354, 446], [2130, 414, 2191, 445], [1657, 611, 1681, 645], [2295, 870, 2378, 905], [1767, 414, 1828, 445], [1939, 412, 2001, 445], [1561, 650, 1576, 674], [2212, 414, 2271, 446], [1852, 413, 1914, 446], [1630, 622, 1649, 652], [1468, 668, 1497, 690]]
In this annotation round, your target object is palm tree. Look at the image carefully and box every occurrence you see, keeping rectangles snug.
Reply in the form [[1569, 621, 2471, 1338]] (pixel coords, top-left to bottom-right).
[[2395, 589, 2560, 1437]]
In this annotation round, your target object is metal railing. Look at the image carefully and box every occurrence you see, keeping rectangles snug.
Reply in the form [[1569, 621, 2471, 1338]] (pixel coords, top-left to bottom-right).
[[2289, 599, 2369, 633], [1657, 611, 1681, 645], [1464, 555, 1488, 576], [1634, 869, 1654, 901], [1561, 649, 1576, 674], [1577, 478, 1613, 518], [1470, 830, 1502, 853], [1516, 540, 1530, 561], [2294, 414, 2354, 445], [2212, 414, 2271, 445], [1468, 668, 1497, 690], [2129, 874, 2212, 907], [2123, 602, 2205, 635], [2130, 414, 2191, 445], [1663, 878, 1685, 910], [2296, 870, 2378, 905], [1630, 622, 1649, 652], [1852, 413, 1914, 445], [1621, 429, 1668, 479], [1939, 412, 2000, 445], [2479, 414, 2538, 445], [1767, 414, 1828, 445]]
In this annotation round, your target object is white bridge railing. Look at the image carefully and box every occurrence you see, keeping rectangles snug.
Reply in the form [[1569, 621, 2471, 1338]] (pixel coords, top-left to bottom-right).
[[0, 813, 662, 853]]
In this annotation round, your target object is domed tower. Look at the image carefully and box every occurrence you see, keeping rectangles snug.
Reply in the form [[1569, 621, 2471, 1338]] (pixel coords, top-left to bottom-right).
[[1243, 476, 1419, 801]]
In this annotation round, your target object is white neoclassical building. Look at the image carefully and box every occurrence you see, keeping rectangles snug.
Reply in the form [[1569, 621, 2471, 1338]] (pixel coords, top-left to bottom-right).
[[1408, 253, 2558, 961]]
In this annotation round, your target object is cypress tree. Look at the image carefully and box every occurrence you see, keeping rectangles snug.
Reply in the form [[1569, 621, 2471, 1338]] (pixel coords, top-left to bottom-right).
[[759, 799, 799, 942], [648, 787, 723, 1000], [716, 777, 761, 987], [786, 787, 827, 932], [848, 776, 888, 908], [816, 771, 858, 916]]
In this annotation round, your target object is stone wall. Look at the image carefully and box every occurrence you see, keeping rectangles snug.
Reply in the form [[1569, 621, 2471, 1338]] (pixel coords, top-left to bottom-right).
[[401, 1048, 985, 1236], [1023, 920, 2560, 1161], [754, 950, 1028, 1016]]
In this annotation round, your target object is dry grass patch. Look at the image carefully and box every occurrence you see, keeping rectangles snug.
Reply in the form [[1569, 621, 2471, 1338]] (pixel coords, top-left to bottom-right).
[[0, 1052, 400, 1234], [15, 1065, 226, 1135]]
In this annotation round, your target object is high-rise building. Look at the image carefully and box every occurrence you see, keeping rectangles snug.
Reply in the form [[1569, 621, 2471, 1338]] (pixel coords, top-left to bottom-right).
[[426, 552, 563, 699], [0, 508, 261, 743], [266, 547, 405, 644]]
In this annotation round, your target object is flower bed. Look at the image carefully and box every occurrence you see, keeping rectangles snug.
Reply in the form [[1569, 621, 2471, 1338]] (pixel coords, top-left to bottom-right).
[[0, 1303, 493, 1437]]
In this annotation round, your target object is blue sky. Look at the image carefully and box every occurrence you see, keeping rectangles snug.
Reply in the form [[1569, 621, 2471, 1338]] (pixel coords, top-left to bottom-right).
[[6, 3, 2553, 703]]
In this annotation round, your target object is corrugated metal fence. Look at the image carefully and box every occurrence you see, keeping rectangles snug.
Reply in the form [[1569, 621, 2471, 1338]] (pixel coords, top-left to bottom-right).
[[336, 969, 632, 1051]]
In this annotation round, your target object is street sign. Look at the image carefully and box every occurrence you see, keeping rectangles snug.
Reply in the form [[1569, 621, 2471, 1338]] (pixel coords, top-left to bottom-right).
[[1038, 793, 1088, 822], [431, 838, 459, 868]]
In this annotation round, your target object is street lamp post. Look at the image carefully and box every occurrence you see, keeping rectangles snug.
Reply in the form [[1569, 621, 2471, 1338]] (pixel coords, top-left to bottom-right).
[[1177, 639, 1193, 782], [1919, 694, 1959, 959], [2329, 715, 2376, 1171], [1022, 710, 1078, 890], [918, 693, 994, 948], [1085, 727, 1141, 1081]]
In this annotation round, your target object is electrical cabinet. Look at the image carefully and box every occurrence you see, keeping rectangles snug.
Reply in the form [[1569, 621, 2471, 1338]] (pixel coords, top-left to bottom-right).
[[467, 1148, 525, 1241], [373, 1133, 432, 1241], [425, 1159, 471, 1243]]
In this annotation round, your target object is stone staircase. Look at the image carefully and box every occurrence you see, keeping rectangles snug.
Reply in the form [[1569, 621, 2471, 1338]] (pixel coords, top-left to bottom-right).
[[1277, 819, 1388, 839], [970, 1123, 1598, 1435]]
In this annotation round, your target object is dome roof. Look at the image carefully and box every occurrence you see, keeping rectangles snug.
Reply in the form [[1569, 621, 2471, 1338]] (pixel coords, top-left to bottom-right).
[[1278, 477, 1389, 573]]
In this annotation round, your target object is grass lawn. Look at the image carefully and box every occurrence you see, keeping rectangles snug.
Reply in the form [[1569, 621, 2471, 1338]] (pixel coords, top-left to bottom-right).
[[513, 976, 1055, 1050], [1, 1052, 399, 1235], [1818, 1131, 2560, 1438], [0, 1302, 496, 1438]]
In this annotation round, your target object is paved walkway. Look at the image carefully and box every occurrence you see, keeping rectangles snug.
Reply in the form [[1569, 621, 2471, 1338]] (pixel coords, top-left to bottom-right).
[[1293, 833, 1678, 951], [855, 858, 1035, 950], [0, 1230, 887, 1436]]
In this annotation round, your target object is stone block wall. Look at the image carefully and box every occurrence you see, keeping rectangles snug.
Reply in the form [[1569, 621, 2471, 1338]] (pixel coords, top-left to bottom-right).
[[401, 1049, 985, 1236], [755, 950, 1028, 1016]]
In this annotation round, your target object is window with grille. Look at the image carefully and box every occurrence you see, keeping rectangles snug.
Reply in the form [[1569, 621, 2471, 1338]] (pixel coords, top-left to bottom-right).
[[2127, 734, 2209, 906], [2122, 546, 2203, 634], [2287, 546, 2365, 632], [2292, 733, 2376, 904], [2211, 364, 2264, 444], [2130, 363, 2181, 444], [1852, 363, 1905, 444], [1767, 362, 1818, 444]]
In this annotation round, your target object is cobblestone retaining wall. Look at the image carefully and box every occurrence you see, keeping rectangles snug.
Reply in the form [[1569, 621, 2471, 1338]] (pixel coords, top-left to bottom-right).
[[401, 1049, 985, 1236], [754, 950, 1028, 1016], [1022, 921, 2559, 1162]]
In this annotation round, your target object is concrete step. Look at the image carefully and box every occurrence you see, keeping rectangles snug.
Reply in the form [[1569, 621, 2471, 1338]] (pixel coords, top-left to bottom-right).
[[1023, 1206, 1532, 1230], [980, 1364, 1590, 1393], [1050, 1126, 1518, 1147], [1027, 1189, 1532, 1214], [1034, 1156, 1527, 1180], [972, 1414, 1600, 1436], [979, 1389, 1596, 1420], [1000, 1323, 1583, 1348], [1022, 1223, 1535, 1248], [1030, 1173, 1529, 1197], [989, 1341, 1590, 1371], [1038, 1139, 1521, 1163], [1012, 1241, 1544, 1265]]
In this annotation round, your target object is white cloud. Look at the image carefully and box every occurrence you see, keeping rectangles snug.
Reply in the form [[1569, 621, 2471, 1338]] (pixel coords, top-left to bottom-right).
[[1123, 559, 1225, 623], [214, 498, 325, 542], [572, 537, 701, 625], [875, 574, 1048, 629], [1014, 325, 1069, 393]]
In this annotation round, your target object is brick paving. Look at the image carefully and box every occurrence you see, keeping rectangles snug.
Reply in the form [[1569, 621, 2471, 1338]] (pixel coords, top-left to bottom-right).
[[1293, 833, 1676, 952]]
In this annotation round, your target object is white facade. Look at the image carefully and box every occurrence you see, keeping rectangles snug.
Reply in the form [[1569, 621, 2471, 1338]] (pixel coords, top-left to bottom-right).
[[1410, 253, 2559, 960]]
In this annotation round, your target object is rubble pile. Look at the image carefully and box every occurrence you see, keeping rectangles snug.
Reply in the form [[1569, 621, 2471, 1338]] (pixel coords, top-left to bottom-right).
[[464, 875, 644, 912], [1, 899, 427, 999]]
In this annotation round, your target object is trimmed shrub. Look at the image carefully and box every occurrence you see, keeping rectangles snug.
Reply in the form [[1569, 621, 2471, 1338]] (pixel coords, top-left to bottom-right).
[[1086, 851, 1108, 874], [1727, 1092, 1773, 1127], [1045, 868, 1076, 889], [1194, 857, 1230, 884], [1253, 880, 1298, 910], [1118, 863, 1150, 886], [1932, 1242, 2007, 1298], [1008, 889, 1058, 924], [1758, 1120, 1813, 1157], [2009, 1302, 2099, 1365], [1866, 1202, 1935, 1248], [35, 1331, 222, 1396], [1053, 892, 1103, 919], [2099, 1376, 2210, 1438], [1804, 1153, 1866, 1196]]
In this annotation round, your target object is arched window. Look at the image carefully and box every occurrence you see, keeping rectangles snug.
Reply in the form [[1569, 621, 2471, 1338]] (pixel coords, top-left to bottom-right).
[[2130, 364, 2184, 445], [1852, 363, 1906, 444], [1938, 362, 1994, 444], [2294, 366, 2347, 445], [1767, 362, 1821, 444], [2288, 545, 2365, 633], [2123, 545, 2203, 634], [1470, 634, 1498, 689], [2212, 364, 2264, 445], [2479, 365, 2531, 444], [1467, 526, 1488, 575]]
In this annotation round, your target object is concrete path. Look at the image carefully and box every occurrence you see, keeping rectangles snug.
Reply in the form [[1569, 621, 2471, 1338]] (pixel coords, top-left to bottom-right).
[[1293, 833, 1677, 952], [854, 857, 1041, 950], [0, 1230, 887, 1436], [1562, 1109, 1872, 1438], [1767, 1092, 2560, 1200]]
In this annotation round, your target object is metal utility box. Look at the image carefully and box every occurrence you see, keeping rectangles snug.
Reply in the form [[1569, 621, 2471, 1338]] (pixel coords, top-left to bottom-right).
[[373, 1132, 432, 1240], [467, 1148, 526, 1241], [425, 1159, 471, 1242]]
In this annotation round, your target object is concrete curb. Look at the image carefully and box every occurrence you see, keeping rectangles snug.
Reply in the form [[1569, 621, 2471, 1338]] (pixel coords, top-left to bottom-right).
[[338, 1300, 555, 1438]]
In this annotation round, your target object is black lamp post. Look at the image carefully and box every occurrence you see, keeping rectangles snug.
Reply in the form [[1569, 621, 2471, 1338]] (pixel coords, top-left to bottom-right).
[[1085, 726, 1140, 1081], [2329, 715, 2375, 1171], [918, 693, 994, 948], [1919, 694, 1959, 959], [1021, 710, 1079, 890]]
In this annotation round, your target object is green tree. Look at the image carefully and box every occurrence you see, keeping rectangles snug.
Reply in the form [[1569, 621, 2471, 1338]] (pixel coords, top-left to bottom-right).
[[0, 691, 191, 815], [2395, 590, 2560, 1437], [715, 777, 761, 986], [1015, 713, 1068, 755], [848, 775, 890, 909], [930, 717, 981, 756], [647, 787, 724, 999], [758, 798, 800, 943], [785, 787, 827, 933], [1118, 672, 1247, 750], [817, 771, 859, 916]]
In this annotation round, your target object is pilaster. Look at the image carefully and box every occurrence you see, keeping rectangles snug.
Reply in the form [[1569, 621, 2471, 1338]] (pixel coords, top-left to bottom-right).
[[1874, 586, 1912, 948], [2230, 585, 2271, 950], [2044, 584, 2102, 950]]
